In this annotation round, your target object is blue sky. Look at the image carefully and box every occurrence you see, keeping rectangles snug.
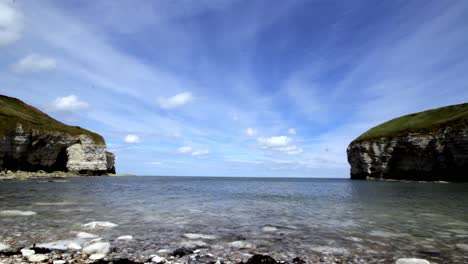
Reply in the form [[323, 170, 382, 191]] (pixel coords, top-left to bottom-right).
[[1, 0, 467, 177]]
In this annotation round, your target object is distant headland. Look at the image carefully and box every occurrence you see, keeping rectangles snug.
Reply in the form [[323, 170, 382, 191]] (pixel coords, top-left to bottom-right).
[[0, 95, 115, 179], [347, 103, 468, 182]]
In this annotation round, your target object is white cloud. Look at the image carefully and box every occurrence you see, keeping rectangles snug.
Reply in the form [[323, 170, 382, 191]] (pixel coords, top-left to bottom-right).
[[192, 149, 209, 156], [145, 161, 162, 165], [288, 128, 296, 135], [124, 134, 140, 143], [177, 146, 192, 154], [257, 136, 302, 155], [278, 145, 303, 155], [0, 1, 23, 46], [157, 92, 192, 109], [178, 146, 209, 156], [245, 127, 257, 136], [50, 95, 89, 111], [258, 136, 291, 147], [13, 54, 57, 73]]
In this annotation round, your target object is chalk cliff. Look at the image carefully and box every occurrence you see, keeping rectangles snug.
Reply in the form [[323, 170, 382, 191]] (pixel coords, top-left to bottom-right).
[[0, 95, 115, 175], [347, 103, 468, 182]]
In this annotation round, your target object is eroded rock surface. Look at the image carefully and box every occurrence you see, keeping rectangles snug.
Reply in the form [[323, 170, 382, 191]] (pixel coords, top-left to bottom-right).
[[347, 127, 468, 181]]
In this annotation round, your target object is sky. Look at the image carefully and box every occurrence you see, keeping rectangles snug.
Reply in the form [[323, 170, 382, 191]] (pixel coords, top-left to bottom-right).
[[1, 0, 467, 177]]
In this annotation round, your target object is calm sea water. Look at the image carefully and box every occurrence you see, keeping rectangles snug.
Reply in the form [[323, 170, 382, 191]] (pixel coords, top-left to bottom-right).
[[0, 177, 467, 262]]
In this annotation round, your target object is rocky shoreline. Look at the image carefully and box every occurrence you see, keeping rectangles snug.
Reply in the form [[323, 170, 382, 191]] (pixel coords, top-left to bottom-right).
[[0, 245, 433, 264], [0, 170, 123, 180], [0, 220, 454, 264]]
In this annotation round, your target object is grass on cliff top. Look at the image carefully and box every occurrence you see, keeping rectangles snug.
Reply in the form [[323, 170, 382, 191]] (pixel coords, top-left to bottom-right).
[[353, 102, 468, 143], [0, 95, 104, 144]]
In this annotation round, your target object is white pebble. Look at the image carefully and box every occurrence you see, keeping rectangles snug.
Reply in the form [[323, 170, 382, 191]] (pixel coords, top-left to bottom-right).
[[20, 248, 35, 257], [28, 254, 48, 262], [117, 235, 133, 241], [89, 253, 106, 260], [261, 226, 278, 232], [83, 242, 111, 255], [0, 242, 10, 251], [456, 243, 468, 251], [83, 221, 118, 229], [151, 254, 165, 263], [68, 242, 82, 250], [183, 233, 217, 240], [53, 261, 66, 264], [396, 258, 431, 264]]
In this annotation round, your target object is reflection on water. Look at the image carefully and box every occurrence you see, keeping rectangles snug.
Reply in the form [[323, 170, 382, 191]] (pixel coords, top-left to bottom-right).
[[0, 177, 467, 261]]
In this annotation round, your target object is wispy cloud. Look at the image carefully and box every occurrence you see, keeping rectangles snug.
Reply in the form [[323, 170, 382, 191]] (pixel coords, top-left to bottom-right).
[[0, 1, 23, 47], [157, 92, 193, 109], [12, 54, 56, 73], [124, 134, 140, 144], [50, 95, 89, 112]]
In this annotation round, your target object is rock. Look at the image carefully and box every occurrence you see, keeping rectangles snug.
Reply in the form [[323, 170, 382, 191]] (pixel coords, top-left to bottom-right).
[[229, 241, 255, 249], [261, 226, 278, 232], [0, 242, 10, 251], [245, 254, 277, 264], [36, 240, 80, 251], [20, 248, 35, 257], [151, 254, 166, 263], [310, 246, 349, 255], [456, 243, 468, 251], [172, 248, 193, 257], [76, 231, 99, 239], [89, 253, 106, 260], [292, 257, 306, 264], [179, 240, 207, 249], [0, 210, 37, 216], [395, 258, 431, 264], [117, 235, 133, 241], [157, 249, 172, 254], [183, 233, 217, 240], [67, 241, 82, 250], [83, 221, 118, 228], [82, 242, 111, 255], [347, 103, 468, 181], [28, 254, 48, 262], [0, 95, 115, 176], [53, 261, 66, 264]]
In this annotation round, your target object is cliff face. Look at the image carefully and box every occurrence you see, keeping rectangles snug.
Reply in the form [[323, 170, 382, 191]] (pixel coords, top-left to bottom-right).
[[347, 103, 468, 182], [0, 95, 115, 175]]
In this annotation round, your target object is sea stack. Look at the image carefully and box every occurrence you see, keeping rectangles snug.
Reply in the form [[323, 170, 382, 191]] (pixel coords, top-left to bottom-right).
[[0, 95, 115, 175], [347, 103, 468, 182]]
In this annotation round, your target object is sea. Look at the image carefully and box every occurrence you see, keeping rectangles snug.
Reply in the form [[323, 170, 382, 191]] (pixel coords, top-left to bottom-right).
[[0, 177, 467, 262]]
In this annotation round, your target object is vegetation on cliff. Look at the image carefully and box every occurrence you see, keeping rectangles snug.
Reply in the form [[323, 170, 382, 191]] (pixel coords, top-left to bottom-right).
[[353, 102, 468, 143], [0, 95, 104, 144]]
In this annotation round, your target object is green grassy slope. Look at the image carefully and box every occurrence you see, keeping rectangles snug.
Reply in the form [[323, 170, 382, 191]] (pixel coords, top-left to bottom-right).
[[353, 102, 468, 143], [0, 95, 104, 144]]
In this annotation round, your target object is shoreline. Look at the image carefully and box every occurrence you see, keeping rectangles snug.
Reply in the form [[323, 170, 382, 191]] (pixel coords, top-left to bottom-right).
[[0, 170, 131, 180], [0, 246, 420, 264]]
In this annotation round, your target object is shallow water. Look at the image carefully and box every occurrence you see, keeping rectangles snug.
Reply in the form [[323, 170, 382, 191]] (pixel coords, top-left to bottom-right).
[[0, 177, 467, 262]]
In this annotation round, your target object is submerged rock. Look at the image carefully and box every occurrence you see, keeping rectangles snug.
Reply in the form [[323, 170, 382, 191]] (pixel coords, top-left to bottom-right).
[[183, 233, 217, 240], [229, 241, 255, 249], [83, 221, 118, 229], [77, 231, 99, 239], [117, 235, 134, 241], [0, 210, 37, 216]]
